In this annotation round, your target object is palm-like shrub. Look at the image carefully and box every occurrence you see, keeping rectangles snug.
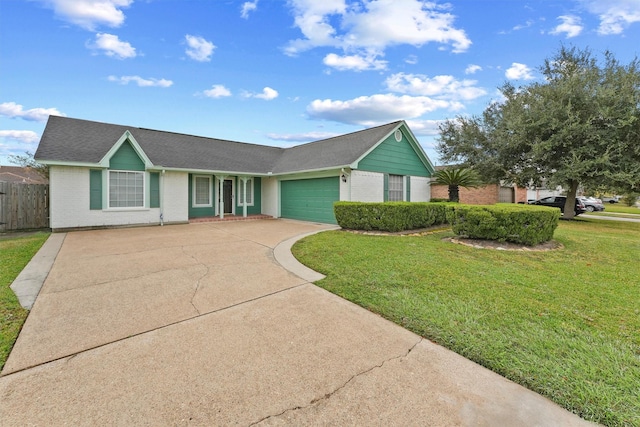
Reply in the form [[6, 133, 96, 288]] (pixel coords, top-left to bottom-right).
[[433, 167, 482, 202]]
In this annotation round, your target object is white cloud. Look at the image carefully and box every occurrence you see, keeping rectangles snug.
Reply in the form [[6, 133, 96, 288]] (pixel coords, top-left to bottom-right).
[[0, 130, 40, 144], [385, 73, 487, 101], [37, 0, 132, 30], [404, 119, 444, 136], [108, 75, 173, 87], [0, 102, 66, 122], [266, 131, 339, 142], [307, 93, 461, 126], [323, 52, 387, 71], [512, 20, 534, 31], [405, 55, 418, 65], [465, 64, 482, 74], [505, 63, 534, 80], [88, 33, 136, 59], [285, 0, 346, 55], [241, 0, 259, 19], [581, 0, 640, 35], [285, 0, 471, 62], [185, 35, 215, 62], [203, 85, 232, 98], [550, 15, 583, 38], [244, 87, 279, 100]]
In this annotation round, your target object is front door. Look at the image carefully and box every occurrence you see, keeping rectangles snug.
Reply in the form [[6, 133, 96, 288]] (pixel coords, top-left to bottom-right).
[[223, 179, 233, 214]]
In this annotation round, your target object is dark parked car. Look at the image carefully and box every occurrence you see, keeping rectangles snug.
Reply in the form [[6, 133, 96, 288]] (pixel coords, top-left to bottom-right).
[[532, 196, 587, 216], [579, 197, 605, 212]]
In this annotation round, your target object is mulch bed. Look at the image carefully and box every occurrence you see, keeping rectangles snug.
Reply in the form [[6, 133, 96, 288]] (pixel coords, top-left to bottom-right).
[[341, 227, 562, 251]]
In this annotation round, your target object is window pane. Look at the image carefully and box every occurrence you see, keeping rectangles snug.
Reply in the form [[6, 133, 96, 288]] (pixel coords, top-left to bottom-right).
[[239, 178, 253, 205], [109, 171, 144, 207], [388, 175, 403, 202], [246, 179, 252, 204], [195, 176, 210, 205]]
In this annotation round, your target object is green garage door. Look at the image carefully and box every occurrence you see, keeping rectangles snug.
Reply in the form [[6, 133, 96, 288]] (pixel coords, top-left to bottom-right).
[[281, 177, 339, 224]]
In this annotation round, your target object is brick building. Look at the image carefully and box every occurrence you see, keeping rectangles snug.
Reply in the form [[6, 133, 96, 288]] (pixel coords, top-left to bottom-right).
[[430, 182, 527, 204]]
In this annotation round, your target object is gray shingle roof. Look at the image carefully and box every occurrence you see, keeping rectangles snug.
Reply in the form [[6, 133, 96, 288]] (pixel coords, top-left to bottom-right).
[[35, 116, 404, 175]]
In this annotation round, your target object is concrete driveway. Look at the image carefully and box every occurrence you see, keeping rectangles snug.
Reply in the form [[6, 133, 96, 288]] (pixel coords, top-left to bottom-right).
[[1, 220, 593, 426]]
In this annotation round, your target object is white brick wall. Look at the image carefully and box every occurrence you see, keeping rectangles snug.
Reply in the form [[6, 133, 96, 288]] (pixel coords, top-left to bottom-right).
[[261, 176, 278, 217], [161, 171, 188, 223], [410, 176, 431, 202], [49, 166, 189, 230], [350, 170, 384, 202]]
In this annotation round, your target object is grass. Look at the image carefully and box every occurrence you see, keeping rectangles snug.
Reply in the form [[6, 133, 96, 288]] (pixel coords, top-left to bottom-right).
[[592, 204, 640, 218], [292, 219, 640, 427], [0, 232, 50, 371]]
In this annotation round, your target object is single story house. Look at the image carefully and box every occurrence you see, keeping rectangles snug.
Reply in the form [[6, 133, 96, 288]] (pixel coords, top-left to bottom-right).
[[0, 165, 48, 184], [430, 182, 527, 204], [35, 116, 435, 231], [430, 166, 527, 204]]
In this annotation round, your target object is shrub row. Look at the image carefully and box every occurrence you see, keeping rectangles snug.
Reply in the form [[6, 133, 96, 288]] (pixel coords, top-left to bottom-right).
[[334, 202, 559, 245], [333, 202, 448, 232], [446, 204, 559, 245]]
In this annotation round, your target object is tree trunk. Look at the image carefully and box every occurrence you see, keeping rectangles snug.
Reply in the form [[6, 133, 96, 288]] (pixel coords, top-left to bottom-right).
[[563, 180, 579, 220], [448, 185, 459, 202]]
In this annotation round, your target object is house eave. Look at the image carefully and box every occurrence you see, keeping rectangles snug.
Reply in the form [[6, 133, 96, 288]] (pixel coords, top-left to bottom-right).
[[147, 166, 272, 177], [37, 160, 104, 168], [270, 165, 348, 177]]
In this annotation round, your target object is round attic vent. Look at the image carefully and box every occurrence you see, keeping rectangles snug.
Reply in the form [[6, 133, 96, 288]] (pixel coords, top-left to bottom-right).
[[394, 129, 402, 142]]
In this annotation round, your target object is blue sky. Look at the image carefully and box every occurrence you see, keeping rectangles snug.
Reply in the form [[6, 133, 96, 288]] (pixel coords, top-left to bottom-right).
[[1, 0, 640, 165]]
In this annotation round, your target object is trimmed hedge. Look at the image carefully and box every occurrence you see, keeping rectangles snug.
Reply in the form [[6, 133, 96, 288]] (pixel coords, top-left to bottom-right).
[[334, 202, 559, 245], [446, 204, 559, 245], [334, 202, 448, 232]]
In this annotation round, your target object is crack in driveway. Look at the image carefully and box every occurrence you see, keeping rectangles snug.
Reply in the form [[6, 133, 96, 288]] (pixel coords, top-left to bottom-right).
[[249, 338, 424, 426], [180, 245, 211, 315]]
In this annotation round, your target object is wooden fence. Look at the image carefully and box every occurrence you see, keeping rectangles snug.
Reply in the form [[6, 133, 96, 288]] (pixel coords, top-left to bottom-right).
[[0, 182, 49, 232]]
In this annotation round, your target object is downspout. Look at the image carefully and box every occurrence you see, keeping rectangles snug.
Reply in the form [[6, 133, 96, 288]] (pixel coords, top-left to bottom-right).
[[160, 169, 165, 226]]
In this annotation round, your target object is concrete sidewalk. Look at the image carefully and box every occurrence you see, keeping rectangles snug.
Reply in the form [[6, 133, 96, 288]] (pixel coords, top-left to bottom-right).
[[1, 220, 594, 426]]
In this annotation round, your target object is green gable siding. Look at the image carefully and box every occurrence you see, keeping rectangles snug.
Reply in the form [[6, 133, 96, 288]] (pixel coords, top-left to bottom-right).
[[109, 140, 145, 171], [150, 172, 160, 208], [89, 169, 102, 210], [357, 131, 429, 177]]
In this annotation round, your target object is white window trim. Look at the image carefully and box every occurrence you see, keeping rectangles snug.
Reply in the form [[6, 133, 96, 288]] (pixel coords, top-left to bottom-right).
[[107, 170, 146, 210], [238, 178, 254, 207], [192, 175, 213, 207]]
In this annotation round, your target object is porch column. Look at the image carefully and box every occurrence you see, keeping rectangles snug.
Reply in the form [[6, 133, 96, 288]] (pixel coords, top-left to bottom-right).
[[216, 175, 227, 219], [239, 176, 249, 217]]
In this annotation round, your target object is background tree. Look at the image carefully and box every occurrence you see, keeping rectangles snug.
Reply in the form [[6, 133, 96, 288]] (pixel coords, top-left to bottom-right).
[[437, 46, 640, 219], [8, 151, 48, 180], [433, 167, 482, 202]]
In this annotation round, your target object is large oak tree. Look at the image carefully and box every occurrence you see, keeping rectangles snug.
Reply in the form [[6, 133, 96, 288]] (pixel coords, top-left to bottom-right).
[[437, 46, 640, 219]]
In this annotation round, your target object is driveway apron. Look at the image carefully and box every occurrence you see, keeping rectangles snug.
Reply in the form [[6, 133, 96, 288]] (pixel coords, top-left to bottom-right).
[[0, 220, 593, 426]]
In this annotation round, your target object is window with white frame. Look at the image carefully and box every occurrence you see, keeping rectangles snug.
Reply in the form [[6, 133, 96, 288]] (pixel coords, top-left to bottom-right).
[[388, 174, 404, 202], [238, 178, 253, 206], [193, 175, 212, 207], [109, 171, 144, 208]]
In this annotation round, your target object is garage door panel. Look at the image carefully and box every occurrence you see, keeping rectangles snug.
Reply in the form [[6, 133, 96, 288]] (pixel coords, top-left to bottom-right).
[[281, 177, 339, 224]]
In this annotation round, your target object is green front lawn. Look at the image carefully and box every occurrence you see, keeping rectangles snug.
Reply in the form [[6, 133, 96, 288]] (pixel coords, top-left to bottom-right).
[[0, 232, 50, 371], [592, 204, 640, 219], [598, 204, 640, 215], [293, 219, 639, 427]]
